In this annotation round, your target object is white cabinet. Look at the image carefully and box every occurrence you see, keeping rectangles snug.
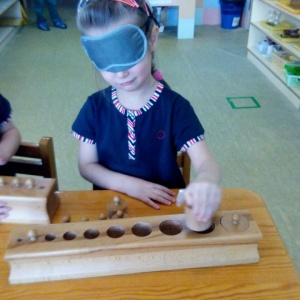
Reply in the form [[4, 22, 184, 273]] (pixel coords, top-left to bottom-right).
[[0, 0, 23, 52], [247, 0, 300, 109]]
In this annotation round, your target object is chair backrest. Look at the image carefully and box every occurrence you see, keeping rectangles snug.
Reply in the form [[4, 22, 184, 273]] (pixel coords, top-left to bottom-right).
[[177, 151, 191, 186], [0, 137, 58, 189]]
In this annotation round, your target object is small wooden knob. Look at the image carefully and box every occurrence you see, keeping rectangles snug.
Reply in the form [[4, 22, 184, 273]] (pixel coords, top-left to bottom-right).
[[232, 213, 240, 225], [99, 213, 107, 220], [82, 216, 89, 222], [113, 196, 121, 206], [116, 210, 124, 218], [62, 215, 71, 223], [24, 178, 34, 189], [27, 229, 37, 242], [107, 195, 127, 218], [111, 211, 128, 219], [11, 178, 20, 188], [0, 177, 4, 186]]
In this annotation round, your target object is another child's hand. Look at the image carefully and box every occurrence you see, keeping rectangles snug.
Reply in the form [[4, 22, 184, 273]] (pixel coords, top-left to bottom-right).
[[124, 179, 176, 209], [0, 201, 11, 219], [184, 181, 222, 222]]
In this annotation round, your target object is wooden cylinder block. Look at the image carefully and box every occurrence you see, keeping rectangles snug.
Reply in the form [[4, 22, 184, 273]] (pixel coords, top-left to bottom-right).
[[184, 205, 213, 232], [106, 196, 127, 219]]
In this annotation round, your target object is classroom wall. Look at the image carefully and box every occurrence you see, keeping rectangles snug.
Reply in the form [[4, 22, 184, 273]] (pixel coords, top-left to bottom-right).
[[163, 0, 250, 29]]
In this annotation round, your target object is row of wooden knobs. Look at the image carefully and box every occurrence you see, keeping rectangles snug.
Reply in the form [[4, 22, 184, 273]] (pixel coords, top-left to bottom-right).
[[0, 177, 35, 189], [62, 195, 128, 223]]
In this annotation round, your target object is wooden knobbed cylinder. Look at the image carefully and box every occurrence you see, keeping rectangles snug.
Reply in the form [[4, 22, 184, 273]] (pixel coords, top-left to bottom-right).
[[184, 205, 213, 232], [62, 215, 71, 223], [11, 178, 20, 188], [106, 196, 127, 219], [99, 213, 107, 220], [24, 178, 34, 189], [111, 210, 128, 219], [27, 229, 37, 242]]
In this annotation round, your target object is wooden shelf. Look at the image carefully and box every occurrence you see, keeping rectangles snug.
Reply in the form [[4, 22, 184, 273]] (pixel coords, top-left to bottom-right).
[[247, 0, 300, 109]]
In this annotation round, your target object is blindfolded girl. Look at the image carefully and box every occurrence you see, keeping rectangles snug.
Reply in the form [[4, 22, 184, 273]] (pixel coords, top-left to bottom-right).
[[72, 0, 222, 224]]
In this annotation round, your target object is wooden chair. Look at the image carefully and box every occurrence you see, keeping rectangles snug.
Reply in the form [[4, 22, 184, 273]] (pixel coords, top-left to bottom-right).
[[177, 151, 191, 186], [0, 137, 58, 190]]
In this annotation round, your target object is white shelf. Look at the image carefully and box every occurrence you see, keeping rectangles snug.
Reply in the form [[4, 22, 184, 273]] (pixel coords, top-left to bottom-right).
[[0, 0, 22, 52], [251, 21, 300, 57], [247, 0, 300, 109]]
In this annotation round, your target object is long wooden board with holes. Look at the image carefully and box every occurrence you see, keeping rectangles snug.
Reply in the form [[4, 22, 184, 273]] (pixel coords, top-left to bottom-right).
[[0, 176, 60, 224], [4, 210, 262, 284]]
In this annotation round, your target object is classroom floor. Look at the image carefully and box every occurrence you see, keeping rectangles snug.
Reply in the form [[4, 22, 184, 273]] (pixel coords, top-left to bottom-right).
[[0, 1, 299, 275]]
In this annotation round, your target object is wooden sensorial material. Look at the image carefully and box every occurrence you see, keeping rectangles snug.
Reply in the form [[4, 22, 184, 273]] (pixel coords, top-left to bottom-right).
[[4, 210, 262, 284], [106, 195, 127, 218], [0, 176, 60, 224]]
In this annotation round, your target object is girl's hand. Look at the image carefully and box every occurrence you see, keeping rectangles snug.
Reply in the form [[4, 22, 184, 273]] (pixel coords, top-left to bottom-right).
[[0, 201, 11, 219], [124, 179, 176, 209], [184, 181, 222, 222]]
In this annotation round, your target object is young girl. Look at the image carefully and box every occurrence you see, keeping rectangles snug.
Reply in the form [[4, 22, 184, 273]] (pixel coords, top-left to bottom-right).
[[72, 0, 221, 223], [0, 93, 21, 219]]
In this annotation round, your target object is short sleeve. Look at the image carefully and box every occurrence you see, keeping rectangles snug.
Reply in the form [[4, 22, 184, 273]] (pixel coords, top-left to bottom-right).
[[72, 96, 97, 144], [0, 94, 12, 127], [172, 95, 205, 151]]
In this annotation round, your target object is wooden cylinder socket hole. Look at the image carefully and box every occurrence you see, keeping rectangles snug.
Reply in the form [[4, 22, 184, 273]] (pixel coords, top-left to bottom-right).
[[45, 233, 56, 241], [131, 222, 152, 237], [63, 231, 77, 241], [159, 220, 183, 236], [84, 228, 100, 239], [106, 226, 125, 238]]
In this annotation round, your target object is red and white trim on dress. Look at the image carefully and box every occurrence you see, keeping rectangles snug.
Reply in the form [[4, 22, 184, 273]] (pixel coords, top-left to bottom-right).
[[0, 112, 12, 128], [72, 130, 94, 144], [112, 83, 164, 160], [180, 135, 205, 152]]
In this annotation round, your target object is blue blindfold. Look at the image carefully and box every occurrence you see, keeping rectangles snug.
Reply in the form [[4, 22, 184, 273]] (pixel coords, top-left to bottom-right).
[[80, 24, 147, 72]]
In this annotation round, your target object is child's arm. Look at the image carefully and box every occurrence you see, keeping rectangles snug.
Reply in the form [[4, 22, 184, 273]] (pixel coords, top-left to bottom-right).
[[0, 121, 21, 165], [78, 141, 176, 209], [185, 141, 222, 222]]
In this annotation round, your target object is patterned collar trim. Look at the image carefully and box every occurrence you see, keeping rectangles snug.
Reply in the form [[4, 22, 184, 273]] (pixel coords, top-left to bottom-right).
[[111, 82, 164, 115]]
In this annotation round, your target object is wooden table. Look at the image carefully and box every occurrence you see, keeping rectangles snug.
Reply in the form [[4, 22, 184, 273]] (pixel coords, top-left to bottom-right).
[[1, 188, 300, 299]]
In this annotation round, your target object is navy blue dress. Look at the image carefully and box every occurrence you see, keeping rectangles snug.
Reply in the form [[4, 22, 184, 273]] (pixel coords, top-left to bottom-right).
[[0, 94, 12, 127], [72, 83, 205, 189]]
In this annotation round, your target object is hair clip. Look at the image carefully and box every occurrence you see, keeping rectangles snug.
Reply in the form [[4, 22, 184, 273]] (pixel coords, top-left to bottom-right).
[[153, 69, 163, 81], [77, 0, 156, 21], [111, 0, 139, 8]]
